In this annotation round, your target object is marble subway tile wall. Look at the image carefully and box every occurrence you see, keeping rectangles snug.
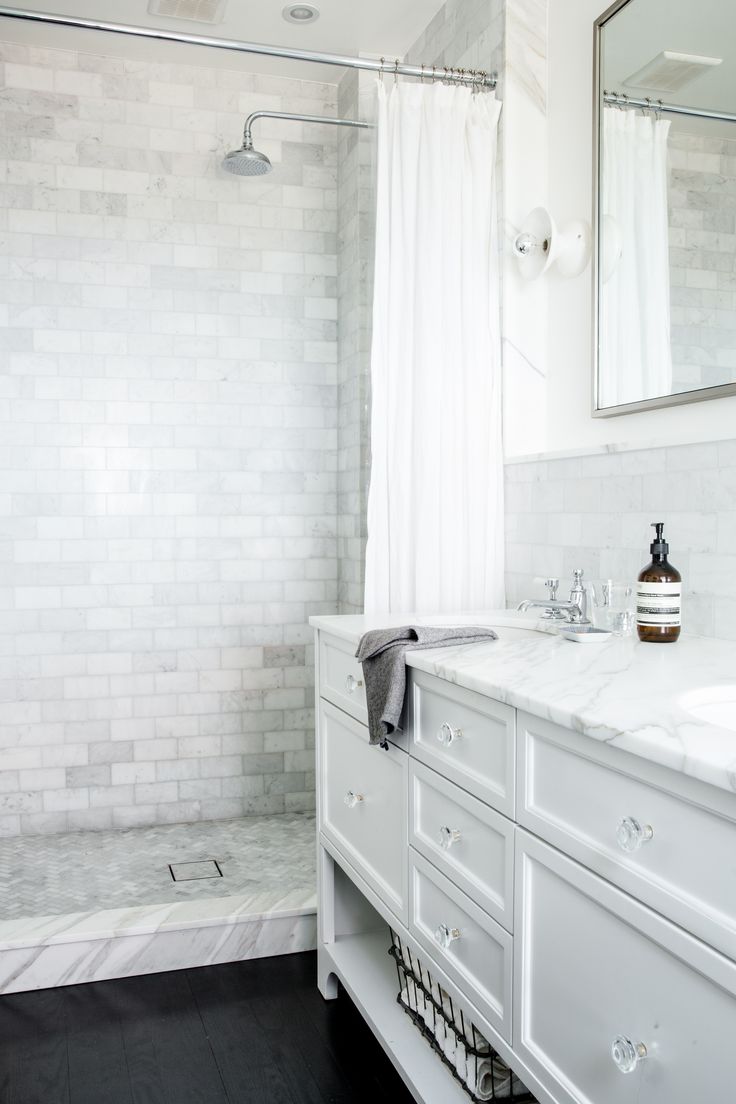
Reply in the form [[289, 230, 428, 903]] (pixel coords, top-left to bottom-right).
[[505, 439, 736, 640], [669, 131, 736, 392], [0, 41, 339, 836], [336, 68, 375, 614]]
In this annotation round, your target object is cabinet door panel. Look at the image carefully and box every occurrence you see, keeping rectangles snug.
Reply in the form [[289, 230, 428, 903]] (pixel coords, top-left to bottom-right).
[[410, 849, 512, 1042], [410, 669, 515, 815], [514, 830, 736, 1104], [410, 759, 514, 931], [519, 712, 736, 961], [320, 700, 408, 922], [319, 633, 367, 725]]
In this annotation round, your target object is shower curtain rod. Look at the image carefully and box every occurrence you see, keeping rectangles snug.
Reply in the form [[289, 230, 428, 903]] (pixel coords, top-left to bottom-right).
[[604, 91, 736, 125], [0, 5, 497, 89]]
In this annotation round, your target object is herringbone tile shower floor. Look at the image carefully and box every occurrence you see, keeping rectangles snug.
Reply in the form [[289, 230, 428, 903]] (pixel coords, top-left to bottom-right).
[[0, 812, 316, 923]]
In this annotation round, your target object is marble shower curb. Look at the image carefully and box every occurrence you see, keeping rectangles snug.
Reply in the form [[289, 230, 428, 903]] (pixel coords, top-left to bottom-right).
[[0, 889, 317, 994]]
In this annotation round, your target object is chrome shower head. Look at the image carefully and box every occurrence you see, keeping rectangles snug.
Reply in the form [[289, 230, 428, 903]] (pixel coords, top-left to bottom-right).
[[222, 142, 272, 177], [223, 109, 371, 179]]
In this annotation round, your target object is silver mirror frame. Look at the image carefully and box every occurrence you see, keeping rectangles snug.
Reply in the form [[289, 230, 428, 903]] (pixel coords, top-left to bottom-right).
[[592, 0, 736, 417]]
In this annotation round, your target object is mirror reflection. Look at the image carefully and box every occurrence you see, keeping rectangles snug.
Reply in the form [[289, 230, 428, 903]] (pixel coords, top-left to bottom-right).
[[596, 0, 736, 413]]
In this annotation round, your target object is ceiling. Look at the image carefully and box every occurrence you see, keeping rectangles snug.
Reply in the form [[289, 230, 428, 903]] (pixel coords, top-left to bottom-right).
[[602, 0, 736, 134], [0, 0, 446, 82]]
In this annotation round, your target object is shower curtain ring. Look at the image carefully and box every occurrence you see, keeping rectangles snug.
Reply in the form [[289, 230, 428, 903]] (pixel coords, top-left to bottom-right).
[[394, 58, 399, 85], [379, 57, 385, 84], [420, 63, 425, 83], [656, 99, 663, 121]]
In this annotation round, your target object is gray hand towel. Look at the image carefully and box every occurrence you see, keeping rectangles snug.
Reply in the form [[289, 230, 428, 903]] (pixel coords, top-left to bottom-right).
[[355, 625, 498, 747]]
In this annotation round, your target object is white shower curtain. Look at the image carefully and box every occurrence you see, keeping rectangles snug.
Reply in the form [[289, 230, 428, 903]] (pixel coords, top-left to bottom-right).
[[364, 81, 504, 616], [599, 107, 672, 407]]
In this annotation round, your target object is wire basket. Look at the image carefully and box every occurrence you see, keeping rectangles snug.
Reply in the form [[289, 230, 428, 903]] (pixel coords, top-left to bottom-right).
[[389, 930, 535, 1103]]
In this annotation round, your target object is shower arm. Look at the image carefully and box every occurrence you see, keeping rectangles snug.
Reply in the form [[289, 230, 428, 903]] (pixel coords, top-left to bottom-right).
[[243, 110, 373, 149]]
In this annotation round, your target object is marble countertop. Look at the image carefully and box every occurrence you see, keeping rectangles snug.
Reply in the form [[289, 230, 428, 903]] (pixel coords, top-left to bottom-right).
[[310, 611, 736, 797]]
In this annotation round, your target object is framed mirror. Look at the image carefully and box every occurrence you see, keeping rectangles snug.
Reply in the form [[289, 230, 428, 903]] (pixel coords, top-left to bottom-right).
[[593, 0, 736, 415]]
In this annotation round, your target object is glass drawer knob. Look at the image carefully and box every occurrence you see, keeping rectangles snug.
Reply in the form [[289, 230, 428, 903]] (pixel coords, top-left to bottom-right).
[[344, 790, 364, 808], [434, 923, 461, 950], [616, 817, 654, 853], [611, 1036, 647, 1074], [437, 722, 463, 746], [438, 826, 462, 851], [345, 674, 363, 694]]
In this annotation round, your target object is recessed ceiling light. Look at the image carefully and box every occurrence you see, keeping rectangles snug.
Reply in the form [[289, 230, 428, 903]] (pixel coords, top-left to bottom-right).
[[282, 4, 320, 23]]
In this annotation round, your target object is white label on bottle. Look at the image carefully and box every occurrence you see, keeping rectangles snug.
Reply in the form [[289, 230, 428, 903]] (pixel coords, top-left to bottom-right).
[[636, 581, 681, 627]]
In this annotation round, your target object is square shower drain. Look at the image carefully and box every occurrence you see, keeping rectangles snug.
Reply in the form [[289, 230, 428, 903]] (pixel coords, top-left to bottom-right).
[[169, 859, 223, 882]]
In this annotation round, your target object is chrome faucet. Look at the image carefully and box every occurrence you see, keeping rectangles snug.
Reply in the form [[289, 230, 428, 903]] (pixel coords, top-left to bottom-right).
[[517, 569, 590, 624]]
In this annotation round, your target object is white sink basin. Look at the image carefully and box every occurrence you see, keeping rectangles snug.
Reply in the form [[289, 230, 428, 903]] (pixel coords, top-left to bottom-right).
[[680, 688, 736, 732]]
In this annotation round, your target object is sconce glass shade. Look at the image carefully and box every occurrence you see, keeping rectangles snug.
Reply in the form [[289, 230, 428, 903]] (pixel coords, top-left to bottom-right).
[[513, 207, 555, 279]]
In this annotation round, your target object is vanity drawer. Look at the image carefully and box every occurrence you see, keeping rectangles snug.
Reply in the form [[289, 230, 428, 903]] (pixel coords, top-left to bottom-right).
[[319, 632, 367, 725], [518, 713, 736, 960], [409, 849, 512, 1042], [409, 669, 515, 816], [319, 700, 407, 922], [409, 760, 514, 932], [515, 830, 736, 1104]]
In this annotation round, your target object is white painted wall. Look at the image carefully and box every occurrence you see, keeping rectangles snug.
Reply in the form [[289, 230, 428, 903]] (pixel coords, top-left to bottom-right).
[[504, 0, 736, 458]]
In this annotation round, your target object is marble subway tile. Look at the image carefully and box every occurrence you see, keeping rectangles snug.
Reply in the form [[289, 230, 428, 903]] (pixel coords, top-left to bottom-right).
[[0, 40, 337, 836], [506, 439, 736, 639]]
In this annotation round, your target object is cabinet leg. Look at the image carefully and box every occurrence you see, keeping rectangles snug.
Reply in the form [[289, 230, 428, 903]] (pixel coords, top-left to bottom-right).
[[318, 947, 339, 1000]]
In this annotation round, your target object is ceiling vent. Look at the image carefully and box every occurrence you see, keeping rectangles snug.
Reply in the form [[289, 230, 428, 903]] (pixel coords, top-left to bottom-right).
[[147, 0, 227, 24], [623, 51, 722, 93]]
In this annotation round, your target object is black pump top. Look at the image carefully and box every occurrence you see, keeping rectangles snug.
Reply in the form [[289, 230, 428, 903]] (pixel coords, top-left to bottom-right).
[[650, 521, 669, 556]]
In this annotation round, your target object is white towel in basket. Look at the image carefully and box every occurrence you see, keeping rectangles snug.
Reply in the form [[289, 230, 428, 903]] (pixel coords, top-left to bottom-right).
[[399, 971, 519, 1100]]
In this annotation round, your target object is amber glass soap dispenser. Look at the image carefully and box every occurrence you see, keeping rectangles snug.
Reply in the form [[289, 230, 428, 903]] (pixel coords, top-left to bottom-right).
[[637, 522, 681, 643]]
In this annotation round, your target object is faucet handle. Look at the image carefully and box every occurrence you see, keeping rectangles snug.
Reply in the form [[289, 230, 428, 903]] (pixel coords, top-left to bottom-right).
[[544, 578, 560, 601], [572, 568, 584, 587]]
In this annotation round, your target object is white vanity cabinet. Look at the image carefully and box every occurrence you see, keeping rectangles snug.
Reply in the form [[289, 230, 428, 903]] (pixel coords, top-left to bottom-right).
[[314, 624, 736, 1104]]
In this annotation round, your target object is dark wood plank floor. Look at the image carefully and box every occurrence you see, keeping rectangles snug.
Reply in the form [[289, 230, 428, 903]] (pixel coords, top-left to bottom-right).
[[0, 952, 416, 1104]]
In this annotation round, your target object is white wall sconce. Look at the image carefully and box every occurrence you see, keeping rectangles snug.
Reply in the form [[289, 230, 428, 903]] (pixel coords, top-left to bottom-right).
[[513, 207, 591, 280]]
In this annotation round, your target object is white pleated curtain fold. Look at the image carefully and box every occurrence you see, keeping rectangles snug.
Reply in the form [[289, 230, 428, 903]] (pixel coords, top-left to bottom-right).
[[364, 81, 504, 616], [599, 107, 672, 407]]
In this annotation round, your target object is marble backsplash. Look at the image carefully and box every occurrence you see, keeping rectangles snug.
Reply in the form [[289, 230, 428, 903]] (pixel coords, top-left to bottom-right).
[[504, 438, 736, 640]]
